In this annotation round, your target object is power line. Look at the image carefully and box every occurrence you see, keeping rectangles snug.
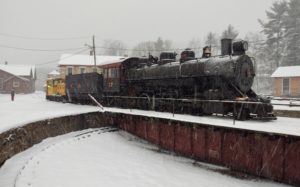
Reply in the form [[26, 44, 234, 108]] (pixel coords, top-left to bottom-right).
[[0, 39, 268, 54], [0, 44, 87, 52], [0, 33, 91, 40]]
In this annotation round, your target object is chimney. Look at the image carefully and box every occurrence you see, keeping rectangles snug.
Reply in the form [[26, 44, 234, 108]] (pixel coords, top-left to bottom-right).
[[221, 38, 232, 56]]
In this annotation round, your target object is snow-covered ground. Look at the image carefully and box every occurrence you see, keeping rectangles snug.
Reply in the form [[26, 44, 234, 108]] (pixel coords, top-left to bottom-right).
[[272, 99, 300, 111], [0, 128, 289, 187], [1, 92, 300, 136]]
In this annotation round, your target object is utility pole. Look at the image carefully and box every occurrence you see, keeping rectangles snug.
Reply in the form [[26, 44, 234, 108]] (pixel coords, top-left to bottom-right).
[[93, 35, 97, 72]]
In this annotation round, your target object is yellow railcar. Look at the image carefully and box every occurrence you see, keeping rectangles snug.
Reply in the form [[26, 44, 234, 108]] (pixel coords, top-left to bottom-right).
[[46, 78, 66, 101]]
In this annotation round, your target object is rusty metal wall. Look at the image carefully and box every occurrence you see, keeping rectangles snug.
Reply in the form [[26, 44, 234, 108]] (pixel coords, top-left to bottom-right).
[[174, 124, 193, 156], [284, 138, 300, 184], [122, 114, 300, 186], [159, 122, 175, 151]]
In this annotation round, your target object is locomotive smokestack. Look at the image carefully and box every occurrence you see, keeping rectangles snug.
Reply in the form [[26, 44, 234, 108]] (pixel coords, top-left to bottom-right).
[[221, 38, 232, 56]]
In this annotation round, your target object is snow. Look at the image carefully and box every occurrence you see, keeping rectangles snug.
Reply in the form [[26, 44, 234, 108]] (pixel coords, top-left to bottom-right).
[[48, 70, 60, 75], [272, 99, 300, 111], [58, 54, 125, 66], [1, 92, 300, 137], [0, 64, 35, 77], [0, 128, 289, 187], [0, 92, 99, 133], [271, 66, 300, 77]]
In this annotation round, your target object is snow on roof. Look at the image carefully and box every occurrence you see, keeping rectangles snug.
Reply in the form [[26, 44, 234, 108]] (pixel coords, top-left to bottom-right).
[[58, 54, 126, 66], [48, 70, 60, 75], [271, 66, 300, 78], [0, 64, 35, 78], [4, 75, 29, 82]]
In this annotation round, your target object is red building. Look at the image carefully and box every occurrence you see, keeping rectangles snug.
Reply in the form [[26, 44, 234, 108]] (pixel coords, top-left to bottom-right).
[[0, 64, 36, 94]]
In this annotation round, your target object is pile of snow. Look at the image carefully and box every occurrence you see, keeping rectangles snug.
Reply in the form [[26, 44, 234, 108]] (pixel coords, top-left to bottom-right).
[[271, 66, 300, 78], [0, 128, 286, 187]]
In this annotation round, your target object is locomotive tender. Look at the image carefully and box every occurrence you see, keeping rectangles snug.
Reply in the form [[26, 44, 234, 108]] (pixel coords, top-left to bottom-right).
[[46, 38, 276, 120]]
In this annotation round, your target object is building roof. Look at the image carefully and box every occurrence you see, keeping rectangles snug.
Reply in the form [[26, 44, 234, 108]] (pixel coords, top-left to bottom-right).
[[48, 70, 60, 75], [0, 64, 35, 78], [271, 66, 300, 78], [58, 54, 126, 66]]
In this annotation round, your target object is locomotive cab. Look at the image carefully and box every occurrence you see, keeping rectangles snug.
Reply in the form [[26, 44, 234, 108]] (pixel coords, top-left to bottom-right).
[[159, 52, 176, 65]]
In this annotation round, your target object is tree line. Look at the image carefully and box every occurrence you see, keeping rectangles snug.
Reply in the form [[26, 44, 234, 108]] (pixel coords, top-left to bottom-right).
[[99, 0, 300, 72], [98, 24, 239, 58]]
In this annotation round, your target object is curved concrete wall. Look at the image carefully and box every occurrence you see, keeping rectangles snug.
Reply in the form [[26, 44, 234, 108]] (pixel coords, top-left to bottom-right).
[[0, 112, 113, 166]]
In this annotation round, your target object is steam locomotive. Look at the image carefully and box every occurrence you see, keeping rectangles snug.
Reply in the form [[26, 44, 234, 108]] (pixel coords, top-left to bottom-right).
[[46, 39, 276, 120]]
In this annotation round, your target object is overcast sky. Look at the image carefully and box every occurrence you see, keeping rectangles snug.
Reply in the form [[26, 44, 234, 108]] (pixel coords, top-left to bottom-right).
[[0, 0, 277, 66]]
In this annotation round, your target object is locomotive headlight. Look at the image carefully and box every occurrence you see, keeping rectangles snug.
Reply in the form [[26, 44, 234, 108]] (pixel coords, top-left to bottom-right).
[[242, 41, 248, 51]]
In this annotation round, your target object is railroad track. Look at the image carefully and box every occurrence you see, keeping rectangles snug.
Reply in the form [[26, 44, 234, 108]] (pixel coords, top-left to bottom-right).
[[14, 127, 118, 187]]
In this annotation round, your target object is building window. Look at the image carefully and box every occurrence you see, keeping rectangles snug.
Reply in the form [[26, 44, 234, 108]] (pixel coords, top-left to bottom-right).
[[80, 67, 85, 74], [107, 68, 119, 78], [67, 67, 73, 75], [103, 69, 107, 78], [282, 78, 290, 96], [13, 81, 20, 88], [0, 78, 3, 90], [108, 68, 112, 78]]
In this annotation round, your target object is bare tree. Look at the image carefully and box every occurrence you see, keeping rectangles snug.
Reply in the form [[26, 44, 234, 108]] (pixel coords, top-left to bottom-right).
[[204, 32, 220, 55], [101, 40, 127, 56], [188, 38, 202, 57], [132, 37, 173, 57]]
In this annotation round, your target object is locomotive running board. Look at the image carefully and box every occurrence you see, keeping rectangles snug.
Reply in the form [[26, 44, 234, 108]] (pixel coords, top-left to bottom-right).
[[88, 94, 104, 110]]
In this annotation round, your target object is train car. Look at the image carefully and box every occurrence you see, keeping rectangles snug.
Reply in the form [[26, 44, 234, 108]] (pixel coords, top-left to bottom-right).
[[65, 72, 103, 103], [46, 78, 66, 102]]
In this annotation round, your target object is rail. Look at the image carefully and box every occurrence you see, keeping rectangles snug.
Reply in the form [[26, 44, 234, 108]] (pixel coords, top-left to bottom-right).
[[101, 95, 278, 123], [104, 95, 272, 105]]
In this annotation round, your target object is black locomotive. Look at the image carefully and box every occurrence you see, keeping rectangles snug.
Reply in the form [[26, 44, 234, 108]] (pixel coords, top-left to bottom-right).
[[48, 39, 276, 120]]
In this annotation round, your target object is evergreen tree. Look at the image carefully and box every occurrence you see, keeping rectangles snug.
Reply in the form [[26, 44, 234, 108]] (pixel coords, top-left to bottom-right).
[[245, 32, 273, 93], [221, 25, 239, 40], [259, 1, 288, 69], [283, 0, 300, 66]]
